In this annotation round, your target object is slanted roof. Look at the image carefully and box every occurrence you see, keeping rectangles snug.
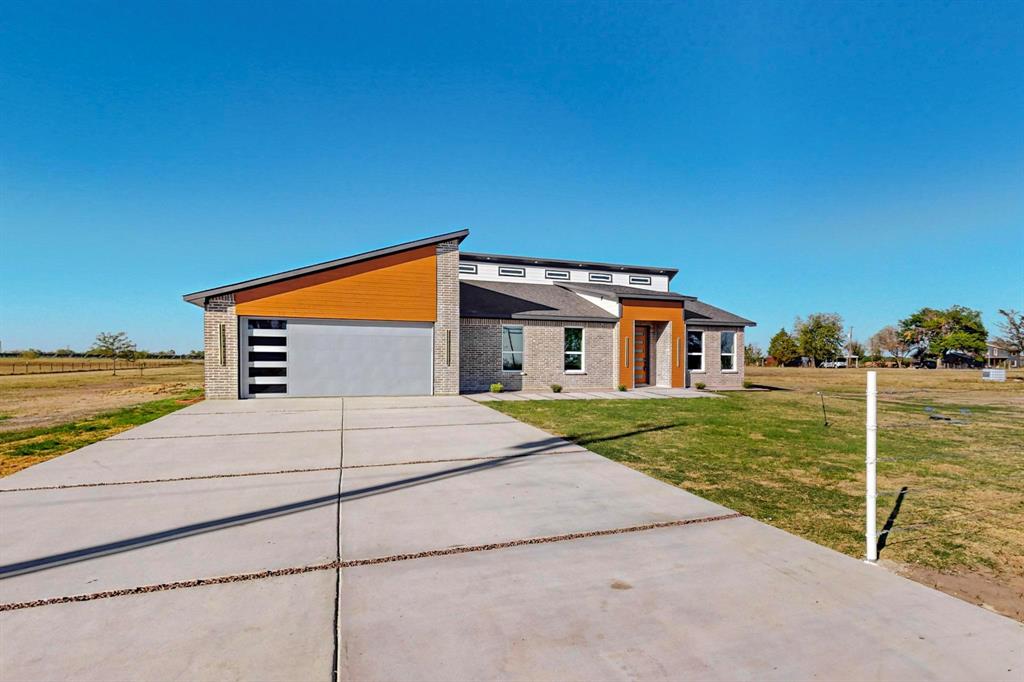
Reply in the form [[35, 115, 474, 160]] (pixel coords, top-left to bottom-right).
[[460, 281, 618, 322], [684, 300, 756, 327], [460, 251, 677, 279], [560, 281, 695, 303], [183, 229, 470, 307]]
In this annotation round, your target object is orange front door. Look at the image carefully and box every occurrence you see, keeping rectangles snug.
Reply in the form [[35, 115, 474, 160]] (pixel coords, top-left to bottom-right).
[[634, 325, 650, 386]]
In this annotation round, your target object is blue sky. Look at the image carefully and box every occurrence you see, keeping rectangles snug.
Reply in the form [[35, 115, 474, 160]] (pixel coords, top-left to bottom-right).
[[2, 1, 1022, 352]]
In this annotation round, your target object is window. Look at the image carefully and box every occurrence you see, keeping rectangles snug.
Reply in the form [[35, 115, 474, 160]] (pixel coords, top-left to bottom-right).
[[545, 269, 570, 281], [245, 318, 287, 397], [459, 263, 478, 274], [501, 325, 524, 371], [498, 266, 526, 278], [629, 275, 652, 286], [588, 272, 612, 283], [248, 319, 287, 330], [687, 330, 704, 372], [564, 327, 584, 371], [721, 331, 737, 371]]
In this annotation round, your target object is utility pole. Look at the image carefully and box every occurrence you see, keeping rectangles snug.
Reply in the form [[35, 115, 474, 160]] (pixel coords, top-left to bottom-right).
[[865, 371, 878, 562], [846, 327, 851, 367]]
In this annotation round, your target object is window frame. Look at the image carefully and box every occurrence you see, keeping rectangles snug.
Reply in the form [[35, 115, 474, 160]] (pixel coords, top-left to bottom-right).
[[720, 331, 738, 373], [458, 263, 478, 274], [687, 330, 704, 373], [563, 326, 585, 373], [498, 266, 526, 278], [628, 275, 652, 286], [545, 269, 570, 281], [588, 272, 612, 283], [500, 324, 525, 373]]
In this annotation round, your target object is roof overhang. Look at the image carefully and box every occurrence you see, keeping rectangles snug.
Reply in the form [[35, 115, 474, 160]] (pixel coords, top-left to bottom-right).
[[685, 319, 758, 328], [183, 229, 469, 307], [460, 313, 618, 323], [561, 283, 695, 303], [461, 251, 678, 280]]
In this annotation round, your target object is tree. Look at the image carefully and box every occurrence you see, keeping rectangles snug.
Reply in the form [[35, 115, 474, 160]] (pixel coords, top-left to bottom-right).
[[53, 347, 75, 357], [996, 309, 1024, 353], [870, 325, 911, 367], [794, 313, 845, 367], [744, 343, 765, 366], [848, 340, 866, 360], [767, 328, 800, 367], [898, 306, 987, 366], [90, 332, 136, 375]]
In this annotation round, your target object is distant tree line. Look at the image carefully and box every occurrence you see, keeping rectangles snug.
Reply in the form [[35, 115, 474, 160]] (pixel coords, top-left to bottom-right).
[[3, 331, 203, 361], [761, 305, 1019, 368]]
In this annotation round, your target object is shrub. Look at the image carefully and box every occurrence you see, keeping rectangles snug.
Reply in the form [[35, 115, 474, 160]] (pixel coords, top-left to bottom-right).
[[550, 384, 563, 393], [617, 384, 627, 391], [695, 381, 706, 390], [489, 382, 504, 393], [742, 379, 753, 389]]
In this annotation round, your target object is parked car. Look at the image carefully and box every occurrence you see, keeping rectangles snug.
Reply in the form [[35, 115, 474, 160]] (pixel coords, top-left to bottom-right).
[[914, 360, 938, 369], [820, 360, 847, 368]]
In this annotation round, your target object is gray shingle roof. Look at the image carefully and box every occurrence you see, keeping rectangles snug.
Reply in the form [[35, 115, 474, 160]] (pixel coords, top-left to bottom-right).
[[684, 300, 756, 327], [460, 281, 618, 322], [559, 282, 694, 302]]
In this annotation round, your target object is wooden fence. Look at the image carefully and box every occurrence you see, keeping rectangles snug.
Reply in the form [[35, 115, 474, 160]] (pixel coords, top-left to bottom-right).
[[1, 360, 200, 376]]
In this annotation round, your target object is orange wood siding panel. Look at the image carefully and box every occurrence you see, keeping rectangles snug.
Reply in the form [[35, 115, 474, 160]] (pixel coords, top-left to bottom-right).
[[618, 298, 685, 389], [234, 245, 437, 322]]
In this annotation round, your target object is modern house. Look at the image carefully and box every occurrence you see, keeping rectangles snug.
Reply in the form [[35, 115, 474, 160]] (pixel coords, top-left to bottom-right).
[[184, 230, 755, 398]]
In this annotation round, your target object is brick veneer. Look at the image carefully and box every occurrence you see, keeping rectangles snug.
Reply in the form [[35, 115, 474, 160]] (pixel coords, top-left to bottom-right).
[[433, 240, 461, 395], [686, 326, 744, 389], [653, 322, 673, 387], [203, 294, 239, 399], [460, 318, 616, 392]]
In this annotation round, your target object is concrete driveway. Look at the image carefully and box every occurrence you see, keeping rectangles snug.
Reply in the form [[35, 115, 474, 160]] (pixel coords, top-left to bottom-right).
[[1, 396, 1020, 681]]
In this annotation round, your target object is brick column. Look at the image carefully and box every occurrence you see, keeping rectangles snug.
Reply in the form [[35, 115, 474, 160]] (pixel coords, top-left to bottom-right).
[[433, 240, 460, 394], [203, 294, 239, 399]]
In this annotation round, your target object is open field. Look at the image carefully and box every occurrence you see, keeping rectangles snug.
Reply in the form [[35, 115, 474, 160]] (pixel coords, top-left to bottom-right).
[[0, 390, 203, 477], [488, 367, 1024, 620], [0, 362, 205, 476], [0, 362, 204, 432]]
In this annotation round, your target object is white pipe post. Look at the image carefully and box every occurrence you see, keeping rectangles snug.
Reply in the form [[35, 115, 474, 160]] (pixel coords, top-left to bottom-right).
[[865, 370, 878, 562]]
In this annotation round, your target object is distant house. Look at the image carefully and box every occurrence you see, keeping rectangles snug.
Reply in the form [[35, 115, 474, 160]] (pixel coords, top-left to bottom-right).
[[986, 342, 1023, 369], [909, 347, 983, 369]]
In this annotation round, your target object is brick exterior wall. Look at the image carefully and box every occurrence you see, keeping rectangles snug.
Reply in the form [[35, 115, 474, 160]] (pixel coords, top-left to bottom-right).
[[686, 326, 744, 389], [653, 322, 673, 387], [611, 321, 621, 388], [203, 295, 239, 399], [460, 318, 616, 392], [433, 240, 461, 395]]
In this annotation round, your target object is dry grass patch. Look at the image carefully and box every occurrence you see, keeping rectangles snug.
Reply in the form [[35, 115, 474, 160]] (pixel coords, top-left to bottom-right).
[[0, 363, 203, 432]]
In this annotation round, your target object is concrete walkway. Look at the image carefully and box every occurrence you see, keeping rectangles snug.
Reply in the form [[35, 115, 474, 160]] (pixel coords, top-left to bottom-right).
[[467, 386, 717, 401], [0, 396, 1020, 681]]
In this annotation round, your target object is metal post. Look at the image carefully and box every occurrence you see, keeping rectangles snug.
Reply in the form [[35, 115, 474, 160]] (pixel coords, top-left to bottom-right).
[[865, 370, 878, 562]]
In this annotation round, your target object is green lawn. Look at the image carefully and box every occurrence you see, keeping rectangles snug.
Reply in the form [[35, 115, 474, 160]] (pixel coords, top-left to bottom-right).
[[0, 389, 203, 476], [485, 373, 1023, 583]]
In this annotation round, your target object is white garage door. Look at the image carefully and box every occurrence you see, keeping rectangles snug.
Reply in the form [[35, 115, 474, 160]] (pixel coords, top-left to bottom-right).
[[242, 318, 433, 397]]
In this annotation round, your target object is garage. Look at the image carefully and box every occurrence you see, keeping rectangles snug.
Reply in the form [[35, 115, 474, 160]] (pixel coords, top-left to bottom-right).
[[185, 229, 467, 399], [242, 318, 433, 398]]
